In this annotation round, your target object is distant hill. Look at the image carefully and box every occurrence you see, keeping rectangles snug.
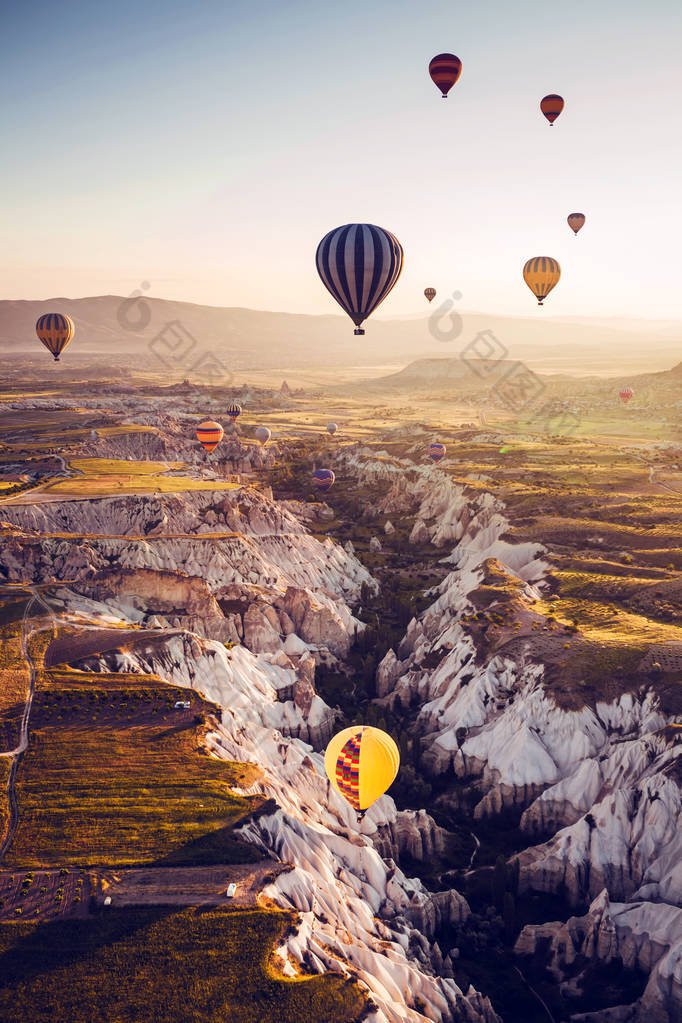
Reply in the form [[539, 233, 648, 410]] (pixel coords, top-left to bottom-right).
[[340, 355, 682, 401], [1, 295, 681, 376]]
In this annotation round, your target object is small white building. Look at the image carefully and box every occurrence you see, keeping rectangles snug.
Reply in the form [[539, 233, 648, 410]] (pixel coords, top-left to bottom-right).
[[226, 883, 237, 898], [174, 701, 191, 710]]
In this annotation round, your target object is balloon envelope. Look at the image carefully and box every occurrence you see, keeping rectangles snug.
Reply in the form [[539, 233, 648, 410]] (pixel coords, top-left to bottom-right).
[[36, 313, 75, 362], [316, 224, 404, 335], [523, 257, 561, 306], [620, 387, 634, 404], [227, 402, 242, 421], [568, 213, 586, 235], [326, 422, 338, 436], [429, 53, 462, 97], [255, 426, 271, 445], [325, 726, 400, 814], [429, 442, 446, 463], [540, 94, 564, 124], [196, 420, 224, 453], [424, 287, 436, 303], [312, 468, 335, 492]]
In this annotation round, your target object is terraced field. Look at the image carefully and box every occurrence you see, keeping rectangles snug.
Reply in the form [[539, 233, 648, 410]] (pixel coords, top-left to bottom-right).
[[6, 667, 264, 869], [0, 908, 367, 1023]]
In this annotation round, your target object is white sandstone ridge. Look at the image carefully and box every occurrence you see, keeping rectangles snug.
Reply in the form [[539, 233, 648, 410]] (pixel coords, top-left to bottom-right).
[[514, 733, 682, 909], [79, 417, 282, 473], [336, 448, 547, 572], [340, 446, 682, 1018], [66, 610, 498, 1023], [0, 486, 376, 681], [515, 889, 682, 1023], [1, 486, 308, 539]]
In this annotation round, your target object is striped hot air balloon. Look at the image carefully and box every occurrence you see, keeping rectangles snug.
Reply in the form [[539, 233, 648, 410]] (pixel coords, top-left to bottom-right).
[[523, 257, 561, 306], [255, 426, 271, 445], [620, 387, 634, 404], [196, 420, 224, 454], [36, 313, 75, 362], [316, 224, 404, 336], [568, 213, 586, 236], [424, 287, 437, 303], [312, 468, 335, 492], [429, 53, 462, 98], [326, 422, 338, 436], [429, 442, 446, 463], [324, 726, 400, 818], [540, 94, 564, 125], [226, 402, 242, 422]]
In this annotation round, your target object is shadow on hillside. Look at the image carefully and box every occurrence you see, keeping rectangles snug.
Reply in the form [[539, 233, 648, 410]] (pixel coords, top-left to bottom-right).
[[0, 907, 176, 989], [151, 824, 264, 868]]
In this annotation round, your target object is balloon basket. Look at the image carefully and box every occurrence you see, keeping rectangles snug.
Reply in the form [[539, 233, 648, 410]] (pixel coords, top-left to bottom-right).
[[354, 328, 365, 336]]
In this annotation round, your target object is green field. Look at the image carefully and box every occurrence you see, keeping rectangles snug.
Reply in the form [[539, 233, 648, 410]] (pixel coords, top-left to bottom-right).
[[69, 458, 185, 475], [45, 476, 242, 497], [6, 668, 264, 869], [0, 908, 367, 1023]]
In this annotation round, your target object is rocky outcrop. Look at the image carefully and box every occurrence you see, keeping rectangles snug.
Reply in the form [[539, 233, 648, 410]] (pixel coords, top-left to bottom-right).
[[516, 890, 682, 1023], [373, 807, 448, 863]]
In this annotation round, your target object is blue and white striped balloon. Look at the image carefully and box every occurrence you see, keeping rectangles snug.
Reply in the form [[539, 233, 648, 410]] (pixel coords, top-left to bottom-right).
[[316, 224, 404, 335]]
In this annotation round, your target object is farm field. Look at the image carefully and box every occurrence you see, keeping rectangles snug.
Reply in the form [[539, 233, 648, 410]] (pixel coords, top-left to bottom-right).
[[0, 908, 368, 1023], [5, 667, 265, 869]]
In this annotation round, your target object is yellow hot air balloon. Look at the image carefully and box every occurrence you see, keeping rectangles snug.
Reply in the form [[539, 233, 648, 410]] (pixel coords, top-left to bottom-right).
[[324, 726, 400, 817], [523, 257, 561, 306], [36, 313, 75, 361], [196, 420, 224, 453]]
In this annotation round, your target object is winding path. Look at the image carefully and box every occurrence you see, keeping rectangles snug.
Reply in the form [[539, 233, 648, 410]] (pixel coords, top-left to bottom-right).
[[0, 587, 56, 862], [513, 966, 557, 1023]]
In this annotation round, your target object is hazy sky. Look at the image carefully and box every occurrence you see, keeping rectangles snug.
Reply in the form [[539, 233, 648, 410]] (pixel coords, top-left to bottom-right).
[[2, 0, 681, 319]]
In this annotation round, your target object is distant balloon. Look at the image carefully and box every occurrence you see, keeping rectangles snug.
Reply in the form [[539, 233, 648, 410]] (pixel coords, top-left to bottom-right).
[[620, 387, 634, 404], [324, 726, 400, 817], [316, 224, 404, 335], [326, 422, 339, 436], [540, 94, 564, 125], [36, 313, 75, 362], [567, 213, 586, 236], [255, 426, 271, 445], [227, 402, 242, 422], [523, 257, 561, 306], [429, 442, 446, 463], [429, 53, 462, 98], [424, 287, 437, 303], [312, 468, 335, 492], [196, 420, 224, 454]]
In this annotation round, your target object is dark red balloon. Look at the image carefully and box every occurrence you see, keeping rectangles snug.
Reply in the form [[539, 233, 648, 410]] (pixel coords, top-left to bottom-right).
[[540, 94, 564, 124], [429, 53, 462, 98]]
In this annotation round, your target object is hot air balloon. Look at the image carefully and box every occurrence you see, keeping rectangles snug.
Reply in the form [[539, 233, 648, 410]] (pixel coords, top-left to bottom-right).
[[620, 387, 634, 404], [523, 257, 561, 306], [312, 468, 335, 492], [36, 313, 75, 362], [196, 420, 224, 454], [424, 287, 436, 303], [324, 726, 400, 818], [255, 426, 271, 445], [429, 442, 446, 463], [429, 53, 462, 98], [540, 94, 564, 125], [226, 402, 242, 423], [316, 224, 404, 335], [568, 213, 586, 236], [326, 422, 338, 436]]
